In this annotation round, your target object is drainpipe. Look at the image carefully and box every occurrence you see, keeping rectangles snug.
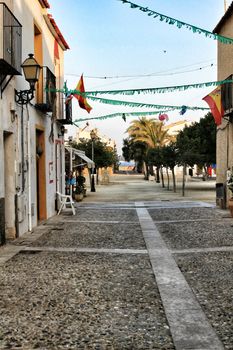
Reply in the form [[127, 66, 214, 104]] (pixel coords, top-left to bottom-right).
[[15, 113, 20, 237], [21, 105, 25, 192], [15, 106, 25, 236], [26, 106, 32, 232], [14, 194, 19, 238], [70, 148, 73, 197]]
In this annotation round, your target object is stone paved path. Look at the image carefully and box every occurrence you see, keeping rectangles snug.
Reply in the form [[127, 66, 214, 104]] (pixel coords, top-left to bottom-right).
[[0, 176, 232, 349]]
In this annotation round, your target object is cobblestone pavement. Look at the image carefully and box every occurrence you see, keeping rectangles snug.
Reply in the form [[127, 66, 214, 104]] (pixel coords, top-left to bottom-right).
[[0, 176, 232, 349]]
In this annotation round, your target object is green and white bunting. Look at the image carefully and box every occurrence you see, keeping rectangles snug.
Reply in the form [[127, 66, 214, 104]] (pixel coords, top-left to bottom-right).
[[73, 107, 207, 123], [81, 79, 233, 97], [83, 95, 208, 110], [48, 79, 233, 97], [73, 111, 161, 123], [118, 0, 233, 45]]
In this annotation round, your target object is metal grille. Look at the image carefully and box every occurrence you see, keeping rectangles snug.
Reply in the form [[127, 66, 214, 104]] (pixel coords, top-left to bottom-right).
[[221, 74, 233, 115], [65, 97, 72, 123], [0, 2, 22, 75], [45, 66, 56, 111], [35, 66, 56, 113]]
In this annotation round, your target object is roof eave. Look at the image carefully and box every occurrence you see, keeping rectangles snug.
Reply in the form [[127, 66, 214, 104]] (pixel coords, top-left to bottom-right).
[[44, 14, 70, 50], [213, 2, 233, 33], [38, 0, 50, 9]]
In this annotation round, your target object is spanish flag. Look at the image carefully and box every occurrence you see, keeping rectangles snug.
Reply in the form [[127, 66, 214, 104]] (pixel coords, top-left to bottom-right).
[[202, 86, 224, 126], [73, 74, 92, 113]]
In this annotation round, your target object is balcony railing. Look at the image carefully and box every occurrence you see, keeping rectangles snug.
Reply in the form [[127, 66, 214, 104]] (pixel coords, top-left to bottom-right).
[[0, 2, 22, 76], [64, 95, 73, 124], [221, 75, 233, 116], [56, 93, 73, 124], [35, 66, 56, 113]]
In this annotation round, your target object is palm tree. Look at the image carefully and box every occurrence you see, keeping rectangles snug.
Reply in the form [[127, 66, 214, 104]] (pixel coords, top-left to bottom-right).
[[127, 118, 172, 148], [127, 117, 173, 179]]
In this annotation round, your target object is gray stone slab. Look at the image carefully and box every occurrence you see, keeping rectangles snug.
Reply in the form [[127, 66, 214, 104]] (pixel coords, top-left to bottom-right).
[[23, 246, 148, 255], [76, 207, 136, 210], [150, 262, 186, 285], [136, 203, 224, 350], [154, 218, 224, 223], [0, 246, 22, 264], [172, 246, 233, 254], [157, 281, 203, 311], [59, 220, 138, 224], [166, 309, 224, 350]]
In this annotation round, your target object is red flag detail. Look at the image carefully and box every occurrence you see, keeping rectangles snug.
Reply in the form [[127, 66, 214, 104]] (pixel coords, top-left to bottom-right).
[[73, 75, 92, 113], [54, 39, 59, 60], [203, 86, 224, 126]]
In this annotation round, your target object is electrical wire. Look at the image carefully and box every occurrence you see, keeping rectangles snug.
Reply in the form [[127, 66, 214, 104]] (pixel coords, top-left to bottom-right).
[[65, 59, 215, 79]]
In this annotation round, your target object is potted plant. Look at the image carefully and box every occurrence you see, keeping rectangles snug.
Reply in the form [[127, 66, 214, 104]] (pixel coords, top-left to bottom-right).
[[74, 185, 84, 202], [76, 173, 87, 197], [227, 169, 233, 216]]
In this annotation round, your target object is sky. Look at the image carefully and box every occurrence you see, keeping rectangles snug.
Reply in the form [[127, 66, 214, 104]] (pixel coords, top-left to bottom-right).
[[48, 0, 227, 154]]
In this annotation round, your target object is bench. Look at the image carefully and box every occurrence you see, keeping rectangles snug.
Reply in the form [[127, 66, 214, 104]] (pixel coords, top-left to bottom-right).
[[56, 192, 75, 215]]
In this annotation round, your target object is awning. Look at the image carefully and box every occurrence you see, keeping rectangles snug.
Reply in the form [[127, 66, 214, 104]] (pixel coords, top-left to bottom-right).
[[65, 146, 94, 168]]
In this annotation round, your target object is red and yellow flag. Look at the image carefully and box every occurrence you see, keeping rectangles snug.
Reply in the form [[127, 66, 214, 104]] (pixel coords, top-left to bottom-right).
[[73, 74, 92, 113], [202, 86, 224, 126]]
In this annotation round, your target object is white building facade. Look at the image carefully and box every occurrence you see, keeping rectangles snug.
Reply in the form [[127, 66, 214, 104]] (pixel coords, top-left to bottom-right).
[[0, 0, 70, 243]]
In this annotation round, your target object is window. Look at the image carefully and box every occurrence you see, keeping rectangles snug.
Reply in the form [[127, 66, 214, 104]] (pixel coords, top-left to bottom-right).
[[35, 66, 56, 113]]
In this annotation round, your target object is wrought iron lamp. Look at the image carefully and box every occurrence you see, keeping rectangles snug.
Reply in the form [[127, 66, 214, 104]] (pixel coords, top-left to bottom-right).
[[15, 54, 41, 105]]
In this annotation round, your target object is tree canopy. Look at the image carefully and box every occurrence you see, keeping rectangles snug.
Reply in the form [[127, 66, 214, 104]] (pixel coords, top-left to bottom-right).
[[176, 112, 216, 168]]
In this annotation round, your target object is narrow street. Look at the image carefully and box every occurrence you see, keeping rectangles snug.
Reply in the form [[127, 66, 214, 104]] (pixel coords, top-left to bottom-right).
[[0, 175, 232, 349]]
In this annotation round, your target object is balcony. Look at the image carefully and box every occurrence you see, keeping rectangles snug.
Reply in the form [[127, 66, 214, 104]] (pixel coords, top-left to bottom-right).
[[56, 93, 73, 124], [35, 66, 56, 113], [0, 3, 22, 93], [0, 3, 22, 77], [221, 74, 233, 116]]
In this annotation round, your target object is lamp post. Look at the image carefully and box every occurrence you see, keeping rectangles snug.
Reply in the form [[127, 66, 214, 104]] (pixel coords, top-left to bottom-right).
[[90, 129, 96, 192]]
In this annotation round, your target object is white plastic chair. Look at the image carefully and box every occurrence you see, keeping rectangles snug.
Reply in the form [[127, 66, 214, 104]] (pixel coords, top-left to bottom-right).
[[56, 192, 75, 215]]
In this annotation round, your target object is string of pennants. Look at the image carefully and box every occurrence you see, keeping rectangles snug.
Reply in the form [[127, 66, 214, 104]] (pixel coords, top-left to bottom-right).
[[73, 108, 193, 124], [55, 0, 233, 126], [54, 79, 233, 97], [51, 78, 233, 124], [53, 1, 233, 126], [118, 0, 233, 45], [77, 95, 209, 111]]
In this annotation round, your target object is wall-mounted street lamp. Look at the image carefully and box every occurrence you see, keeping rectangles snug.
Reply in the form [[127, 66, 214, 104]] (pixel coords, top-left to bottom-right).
[[15, 54, 41, 105], [90, 129, 96, 192]]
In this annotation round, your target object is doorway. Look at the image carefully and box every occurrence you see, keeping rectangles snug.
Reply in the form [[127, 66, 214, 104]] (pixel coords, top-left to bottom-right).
[[3, 131, 15, 239], [36, 128, 47, 221]]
